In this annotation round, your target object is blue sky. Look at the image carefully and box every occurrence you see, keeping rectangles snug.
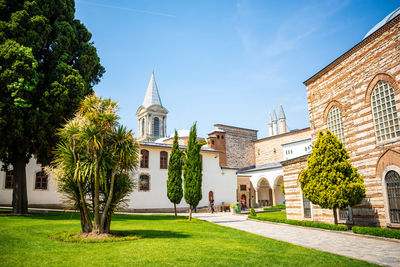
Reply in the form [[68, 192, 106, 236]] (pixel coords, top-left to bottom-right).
[[75, 0, 399, 138]]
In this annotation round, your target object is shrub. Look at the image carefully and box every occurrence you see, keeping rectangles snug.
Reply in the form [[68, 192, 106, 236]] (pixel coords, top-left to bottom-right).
[[352, 226, 400, 240], [248, 215, 347, 231], [263, 204, 286, 211], [250, 208, 257, 217]]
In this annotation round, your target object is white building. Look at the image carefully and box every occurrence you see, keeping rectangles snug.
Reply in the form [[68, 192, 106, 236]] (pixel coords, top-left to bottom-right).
[[0, 71, 237, 211]]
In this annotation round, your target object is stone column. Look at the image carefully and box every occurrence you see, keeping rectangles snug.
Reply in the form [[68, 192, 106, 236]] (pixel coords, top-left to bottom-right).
[[255, 189, 259, 208], [272, 188, 276, 206]]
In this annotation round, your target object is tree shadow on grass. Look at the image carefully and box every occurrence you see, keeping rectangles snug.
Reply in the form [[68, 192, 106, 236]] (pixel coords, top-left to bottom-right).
[[113, 229, 190, 239]]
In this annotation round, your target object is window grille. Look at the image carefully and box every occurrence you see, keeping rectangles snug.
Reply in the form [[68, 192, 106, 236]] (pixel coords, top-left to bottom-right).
[[302, 194, 311, 218], [327, 106, 345, 142], [240, 185, 247, 191], [35, 171, 48, 190], [139, 174, 150, 191], [371, 81, 400, 142], [386, 170, 400, 223], [5, 170, 14, 189]]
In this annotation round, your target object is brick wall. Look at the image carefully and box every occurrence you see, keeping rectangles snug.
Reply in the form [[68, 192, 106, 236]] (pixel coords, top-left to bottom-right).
[[254, 128, 311, 165], [212, 124, 258, 168], [304, 16, 400, 227]]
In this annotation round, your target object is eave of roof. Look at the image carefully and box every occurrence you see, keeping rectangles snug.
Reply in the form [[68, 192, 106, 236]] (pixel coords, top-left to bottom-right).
[[139, 142, 222, 153]]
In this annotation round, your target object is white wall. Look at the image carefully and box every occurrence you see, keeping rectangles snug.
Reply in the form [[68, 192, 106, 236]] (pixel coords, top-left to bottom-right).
[[282, 139, 312, 160], [129, 147, 237, 209], [0, 147, 236, 211], [0, 158, 64, 207]]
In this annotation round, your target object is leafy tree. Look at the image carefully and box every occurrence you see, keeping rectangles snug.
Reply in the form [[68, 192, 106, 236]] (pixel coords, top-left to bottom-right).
[[183, 122, 204, 221], [167, 130, 183, 216], [280, 183, 285, 195], [0, 0, 104, 214], [299, 130, 365, 224], [52, 95, 139, 234]]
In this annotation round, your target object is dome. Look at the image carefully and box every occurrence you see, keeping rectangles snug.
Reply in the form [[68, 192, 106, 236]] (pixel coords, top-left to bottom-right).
[[363, 7, 400, 40]]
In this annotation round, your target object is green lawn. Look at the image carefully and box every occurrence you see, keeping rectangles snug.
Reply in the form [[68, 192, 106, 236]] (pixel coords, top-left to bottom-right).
[[256, 210, 287, 220], [0, 211, 375, 266]]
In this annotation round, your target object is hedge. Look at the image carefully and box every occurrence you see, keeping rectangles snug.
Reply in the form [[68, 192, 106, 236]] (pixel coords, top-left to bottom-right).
[[352, 226, 400, 240], [248, 215, 348, 231], [263, 204, 286, 211]]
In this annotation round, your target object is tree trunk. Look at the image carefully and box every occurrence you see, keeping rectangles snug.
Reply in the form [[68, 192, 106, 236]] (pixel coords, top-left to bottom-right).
[[12, 154, 28, 214], [100, 171, 116, 233], [188, 205, 192, 221], [77, 180, 92, 232], [93, 161, 100, 233], [79, 207, 87, 232], [174, 203, 177, 217], [333, 208, 338, 225]]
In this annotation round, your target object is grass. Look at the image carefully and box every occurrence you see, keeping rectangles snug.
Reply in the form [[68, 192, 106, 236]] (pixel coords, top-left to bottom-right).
[[249, 211, 348, 231], [50, 231, 144, 243], [0, 211, 375, 266], [263, 204, 286, 211]]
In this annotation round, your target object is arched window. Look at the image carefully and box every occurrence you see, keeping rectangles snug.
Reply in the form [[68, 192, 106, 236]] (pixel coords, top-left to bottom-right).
[[153, 117, 159, 137], [386, 170, 400, 223], [140, 150, 149, 168], [160, 151, 168, 169], [139, 174, 150, 191], [327, 105, 345, 142], [371, 81, 400, 142], [141, 118, 145, 137], [35, 170, 48, 190]]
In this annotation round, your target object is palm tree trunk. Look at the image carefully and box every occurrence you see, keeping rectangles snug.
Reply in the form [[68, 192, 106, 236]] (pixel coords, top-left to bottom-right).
[[100, 171, 116, 233], [93, 160, 100, 233], [77, 180, 92, 232], [12, 154, 28, 214]]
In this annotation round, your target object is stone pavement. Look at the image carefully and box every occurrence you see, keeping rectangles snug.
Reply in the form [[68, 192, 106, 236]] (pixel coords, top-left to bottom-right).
[[193, 212, 400, 267]]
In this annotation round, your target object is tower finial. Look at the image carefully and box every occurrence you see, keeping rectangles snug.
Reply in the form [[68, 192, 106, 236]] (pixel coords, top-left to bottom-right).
[[152, 69, 154, 75]]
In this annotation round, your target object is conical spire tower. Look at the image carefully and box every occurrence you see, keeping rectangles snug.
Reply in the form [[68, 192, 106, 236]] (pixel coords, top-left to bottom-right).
[[136, 70, 168, 141]]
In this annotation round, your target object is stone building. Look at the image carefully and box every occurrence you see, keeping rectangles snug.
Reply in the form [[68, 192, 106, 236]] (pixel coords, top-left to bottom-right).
[[207, 105, 312, 208], [284, 8, 400, 228]]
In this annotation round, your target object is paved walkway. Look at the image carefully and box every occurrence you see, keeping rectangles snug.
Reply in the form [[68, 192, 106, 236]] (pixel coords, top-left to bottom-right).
[[193, 213, 400, 267]]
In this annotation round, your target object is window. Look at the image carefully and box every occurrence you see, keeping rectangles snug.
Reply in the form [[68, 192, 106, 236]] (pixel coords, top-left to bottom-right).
[[339, 207, 352, 221], [160, 151, 168, 169], [139, 174, 150, 191], [327, 105, 345, 142], [35, 171, 48, 190], [217, 135, 220, 139], [221, 135, 224, 139], [240, 185, 247, 191], [386, 170, 400, 223], [302, 194, 311, 218], [153, 117, 159, 137], [140, 150, 149, 168], [211, 140, 215, 145], [371, 81, 400, 142], [141, 118, 145, 136], [5, 170, 14, 189]]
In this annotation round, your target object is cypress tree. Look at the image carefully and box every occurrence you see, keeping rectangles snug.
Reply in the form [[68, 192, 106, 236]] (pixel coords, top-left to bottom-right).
[[167, 130, 183, 216], [183, 123, 203, 221], [300, 130, 365, 224]]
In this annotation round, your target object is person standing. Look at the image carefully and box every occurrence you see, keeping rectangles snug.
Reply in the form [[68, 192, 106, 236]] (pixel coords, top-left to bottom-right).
[[210, 198, 215, 213]]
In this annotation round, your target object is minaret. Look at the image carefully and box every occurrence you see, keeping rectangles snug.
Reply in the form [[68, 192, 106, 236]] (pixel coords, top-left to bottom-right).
[[272, 107, 278, 136], [136, 70, 168, 141], [268, 113, 273, 136], [279, 101, 287, 134]]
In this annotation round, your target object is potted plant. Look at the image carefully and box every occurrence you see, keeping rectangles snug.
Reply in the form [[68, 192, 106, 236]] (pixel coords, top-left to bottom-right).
[[229, 204, 235, 214]]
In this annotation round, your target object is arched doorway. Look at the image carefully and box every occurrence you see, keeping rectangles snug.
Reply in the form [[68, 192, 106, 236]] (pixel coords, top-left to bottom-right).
[[241, 194, 246, 206], [386, 170, 400, 223], [257, 178, 271, 207]]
